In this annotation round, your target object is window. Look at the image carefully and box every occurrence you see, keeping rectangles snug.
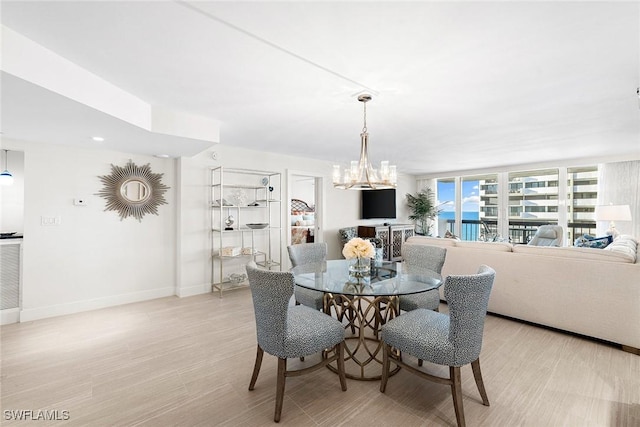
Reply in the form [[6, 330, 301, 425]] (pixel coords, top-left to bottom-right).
[[438, 174, 499, 241], [567, 166, 598, 242], [508, 168, 559, 243], [436, 178, 455, 237], [432, 165, 597, 246]]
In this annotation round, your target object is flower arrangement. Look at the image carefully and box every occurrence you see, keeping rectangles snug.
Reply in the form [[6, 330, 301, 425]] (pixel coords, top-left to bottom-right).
[[342, 237, 375, 260]]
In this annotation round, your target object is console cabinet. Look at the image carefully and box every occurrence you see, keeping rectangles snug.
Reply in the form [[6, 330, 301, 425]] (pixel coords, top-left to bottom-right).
[[358, 224, 414, 261], [210, 167, 282, 297]]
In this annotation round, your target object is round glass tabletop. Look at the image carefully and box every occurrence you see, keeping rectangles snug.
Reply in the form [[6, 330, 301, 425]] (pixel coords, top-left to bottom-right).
[[292, 259, 442, 297]]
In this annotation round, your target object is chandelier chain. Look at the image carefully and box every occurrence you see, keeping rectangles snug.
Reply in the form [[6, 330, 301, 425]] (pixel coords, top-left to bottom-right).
[[362, 101, 367, 133]]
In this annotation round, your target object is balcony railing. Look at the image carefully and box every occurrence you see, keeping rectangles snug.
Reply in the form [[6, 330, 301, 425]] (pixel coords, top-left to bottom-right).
[[444, 219, 596, 245]]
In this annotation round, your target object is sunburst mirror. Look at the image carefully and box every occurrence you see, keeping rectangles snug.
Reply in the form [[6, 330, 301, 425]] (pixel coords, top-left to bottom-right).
[[97, 160, 170, 221]]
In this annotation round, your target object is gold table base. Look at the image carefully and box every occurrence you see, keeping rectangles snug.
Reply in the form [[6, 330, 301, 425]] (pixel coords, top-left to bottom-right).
[[323, 292, 401, 381]]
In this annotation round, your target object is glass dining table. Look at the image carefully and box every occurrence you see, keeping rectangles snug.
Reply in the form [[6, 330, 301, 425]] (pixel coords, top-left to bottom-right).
[[292, 259, 443, 381]]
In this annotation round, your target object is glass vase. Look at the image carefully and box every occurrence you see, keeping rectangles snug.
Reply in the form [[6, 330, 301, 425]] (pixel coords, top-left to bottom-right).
[[348, 257, 371, 285]]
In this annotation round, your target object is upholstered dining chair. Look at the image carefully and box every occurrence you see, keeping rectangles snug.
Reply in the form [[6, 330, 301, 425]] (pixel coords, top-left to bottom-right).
[[380, 265, 496, 427], [399, 244, 447, 312], [287, 242, 327, 311], [288, 242, 357, 335], [245, 263, 347, 423]]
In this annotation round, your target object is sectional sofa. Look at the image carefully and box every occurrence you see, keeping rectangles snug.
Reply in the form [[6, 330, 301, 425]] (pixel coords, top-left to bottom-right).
[[405, 235, 640, 354]]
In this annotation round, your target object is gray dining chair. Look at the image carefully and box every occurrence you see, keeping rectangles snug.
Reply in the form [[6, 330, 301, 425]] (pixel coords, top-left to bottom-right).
[[380, 265, 496, 427], [399, 244, 447, 312], [288, 242, 357, 336], [287, 242, 327, 310], [245, 262, 347, 423]]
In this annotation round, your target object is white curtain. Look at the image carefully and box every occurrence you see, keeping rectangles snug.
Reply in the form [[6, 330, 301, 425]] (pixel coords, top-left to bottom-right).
[[597, 160, 640, 238]]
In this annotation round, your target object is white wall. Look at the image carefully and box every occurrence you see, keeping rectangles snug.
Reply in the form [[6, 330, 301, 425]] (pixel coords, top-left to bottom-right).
[[3, 139, 176, 321], [2, 138, 416, 322]]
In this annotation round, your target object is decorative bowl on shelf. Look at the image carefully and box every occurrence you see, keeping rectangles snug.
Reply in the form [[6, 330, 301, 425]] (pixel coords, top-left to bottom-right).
[[246, 223, 268, 229], [228, 273, 247, 284]]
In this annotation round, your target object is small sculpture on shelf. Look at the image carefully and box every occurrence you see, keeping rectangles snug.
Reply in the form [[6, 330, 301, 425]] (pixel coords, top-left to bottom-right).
[[224, 214, 235, 230]]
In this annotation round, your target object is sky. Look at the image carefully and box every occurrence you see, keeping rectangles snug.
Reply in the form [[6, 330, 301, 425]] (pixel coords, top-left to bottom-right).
[[437, 179, 480, 213]]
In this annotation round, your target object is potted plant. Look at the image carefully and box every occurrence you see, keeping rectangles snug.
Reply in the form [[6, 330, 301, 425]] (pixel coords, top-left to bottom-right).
[[406, 188, 439, 236]]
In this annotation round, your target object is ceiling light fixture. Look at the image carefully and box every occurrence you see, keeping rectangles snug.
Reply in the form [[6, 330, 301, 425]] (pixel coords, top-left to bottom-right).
[[332, 94, 396, 190], [91, 136, 105, 142], [0, 149, 14, 186]]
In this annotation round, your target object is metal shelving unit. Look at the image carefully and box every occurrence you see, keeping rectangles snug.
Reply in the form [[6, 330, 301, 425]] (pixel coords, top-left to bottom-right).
[[210, 167, 282, 297]]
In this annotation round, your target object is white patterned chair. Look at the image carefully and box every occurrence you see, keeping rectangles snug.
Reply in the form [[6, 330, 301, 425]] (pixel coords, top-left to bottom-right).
[[245, 262, 346, 422], [380, 265, 496, 427], [399, 244, 447, 312], [287, 242, 327, 310]]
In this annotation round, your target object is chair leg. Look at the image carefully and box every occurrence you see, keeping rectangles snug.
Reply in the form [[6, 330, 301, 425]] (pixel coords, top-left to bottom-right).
[[248, 345, 264, 391], [274, 358, 287, 423], [380, 343, 390, 393], [336, 342, 347, 391], [450, 366, 466, 427], [471, 358, 490, 406]]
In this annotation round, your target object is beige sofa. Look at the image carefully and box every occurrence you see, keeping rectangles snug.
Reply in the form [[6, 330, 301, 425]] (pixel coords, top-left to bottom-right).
[[405, 235, 640, 353]]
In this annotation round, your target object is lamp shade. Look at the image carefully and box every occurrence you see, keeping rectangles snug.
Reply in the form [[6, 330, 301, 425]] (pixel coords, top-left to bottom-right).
[[0, 170, 13, 186], [594, 204, 632, 222]]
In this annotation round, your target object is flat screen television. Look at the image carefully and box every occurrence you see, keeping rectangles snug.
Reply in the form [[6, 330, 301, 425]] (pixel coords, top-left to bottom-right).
[[361, 189, 397, 219]]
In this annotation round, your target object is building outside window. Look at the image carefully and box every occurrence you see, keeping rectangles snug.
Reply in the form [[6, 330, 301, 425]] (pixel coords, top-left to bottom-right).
[[435, 165, 598, 245], [567, 166, 598, 242]]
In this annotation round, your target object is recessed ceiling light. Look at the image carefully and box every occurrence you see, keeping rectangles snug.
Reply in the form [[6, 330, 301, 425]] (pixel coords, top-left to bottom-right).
[[91, 136, 105, 142], [154, 154, 170, 158]]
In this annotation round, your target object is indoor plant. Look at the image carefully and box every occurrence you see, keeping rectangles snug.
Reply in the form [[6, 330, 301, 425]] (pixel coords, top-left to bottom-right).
[[406, 188, 439, 236]]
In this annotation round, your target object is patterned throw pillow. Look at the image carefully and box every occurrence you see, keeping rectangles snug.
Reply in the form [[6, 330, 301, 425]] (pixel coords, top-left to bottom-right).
[[574, 234, 612, 249]]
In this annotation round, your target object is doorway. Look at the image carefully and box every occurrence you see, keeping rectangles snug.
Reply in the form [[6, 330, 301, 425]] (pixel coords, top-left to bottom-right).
[[286, 170, 324, 256]]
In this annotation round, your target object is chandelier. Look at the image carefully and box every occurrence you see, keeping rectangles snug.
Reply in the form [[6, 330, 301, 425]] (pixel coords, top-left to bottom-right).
[[332, 94, 397, 190]]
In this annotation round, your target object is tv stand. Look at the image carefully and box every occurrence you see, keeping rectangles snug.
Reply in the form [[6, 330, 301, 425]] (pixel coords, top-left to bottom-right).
[[358, 224, 414, 261]]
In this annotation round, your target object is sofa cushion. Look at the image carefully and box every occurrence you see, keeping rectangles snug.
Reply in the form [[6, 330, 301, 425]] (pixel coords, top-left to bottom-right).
[[454, 240, 514, 252], [604, 235, 638, 263], [513, 244, 635, 263], [406, 236, 456, 247]]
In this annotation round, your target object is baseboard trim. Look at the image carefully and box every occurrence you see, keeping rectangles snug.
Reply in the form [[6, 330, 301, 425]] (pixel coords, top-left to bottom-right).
[[1, 308, 20, 325], [19, 287, 176, 322], [176, 283, 212, 298]]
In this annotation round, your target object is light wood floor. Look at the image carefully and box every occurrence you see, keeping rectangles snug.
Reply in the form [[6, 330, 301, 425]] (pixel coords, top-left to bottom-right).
[[1, 289, 639, 426]]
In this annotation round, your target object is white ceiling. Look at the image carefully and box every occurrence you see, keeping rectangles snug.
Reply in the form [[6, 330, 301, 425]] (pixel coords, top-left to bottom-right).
[[1, 1, 639, 175]]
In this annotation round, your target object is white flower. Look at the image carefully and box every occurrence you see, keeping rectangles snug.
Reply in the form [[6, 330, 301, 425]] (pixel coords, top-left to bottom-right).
[[342, 237, 375, 260]]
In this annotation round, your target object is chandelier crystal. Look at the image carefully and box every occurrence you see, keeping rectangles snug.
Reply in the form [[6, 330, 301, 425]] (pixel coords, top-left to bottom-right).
[[333, 94, 397, 190]]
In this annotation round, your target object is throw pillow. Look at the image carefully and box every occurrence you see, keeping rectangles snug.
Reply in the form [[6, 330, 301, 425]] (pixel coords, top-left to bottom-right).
[[575, 234, 612, 249]]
